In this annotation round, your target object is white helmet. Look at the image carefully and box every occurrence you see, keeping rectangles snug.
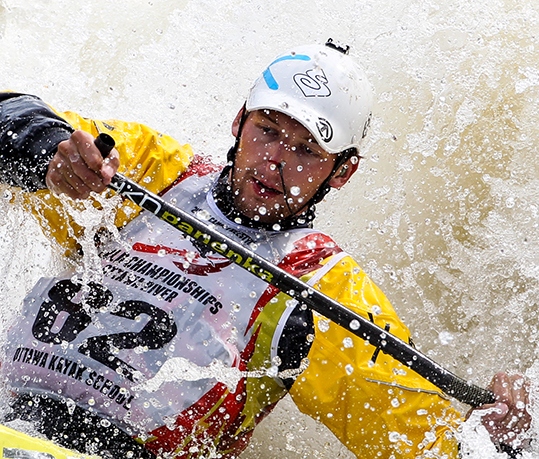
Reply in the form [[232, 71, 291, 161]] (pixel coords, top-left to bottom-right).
[[246, 39, 373, 154]]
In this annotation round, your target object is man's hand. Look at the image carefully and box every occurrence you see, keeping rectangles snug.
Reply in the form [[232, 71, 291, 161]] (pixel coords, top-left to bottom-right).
[[471, 372, 531, 449], [45, 130, 120, 199]]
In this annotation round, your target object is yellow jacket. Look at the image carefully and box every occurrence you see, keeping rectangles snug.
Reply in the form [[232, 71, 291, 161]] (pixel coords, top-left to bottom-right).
[[27, 109, 194, 254], [292, 254, 461, 457]]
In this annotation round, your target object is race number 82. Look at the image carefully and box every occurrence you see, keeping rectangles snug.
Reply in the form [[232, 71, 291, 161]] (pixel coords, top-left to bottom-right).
[[31, 279, 178, 382]]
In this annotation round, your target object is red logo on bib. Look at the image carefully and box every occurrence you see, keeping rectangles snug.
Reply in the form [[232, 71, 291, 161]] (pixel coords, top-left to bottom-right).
[[132, 243, 232, 276]]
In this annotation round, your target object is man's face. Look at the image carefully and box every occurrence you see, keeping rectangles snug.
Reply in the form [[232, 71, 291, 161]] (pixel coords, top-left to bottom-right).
[[230, 109, 339, 225]]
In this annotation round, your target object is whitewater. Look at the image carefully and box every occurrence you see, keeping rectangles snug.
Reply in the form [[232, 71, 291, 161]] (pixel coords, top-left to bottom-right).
[[2, 0, 539, 457]]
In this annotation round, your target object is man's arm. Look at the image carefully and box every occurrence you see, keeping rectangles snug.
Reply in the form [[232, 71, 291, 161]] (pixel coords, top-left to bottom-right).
[[0, 92, 74, 190], [0, 91, 194, 252], [289, 253, 531, 457], [0, 92, 121, 196], [288, 253, 462, 458]]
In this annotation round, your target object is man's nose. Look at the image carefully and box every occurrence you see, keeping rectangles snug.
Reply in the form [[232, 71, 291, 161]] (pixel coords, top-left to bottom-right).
[[266, 140, 291, 166]]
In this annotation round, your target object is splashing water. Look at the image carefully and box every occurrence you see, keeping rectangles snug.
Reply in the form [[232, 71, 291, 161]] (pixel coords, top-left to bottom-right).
[[59, 192, 126, 285], [133, 358, 245, 393], [2, 0, 539, 457], [133, 357, 309, 394]]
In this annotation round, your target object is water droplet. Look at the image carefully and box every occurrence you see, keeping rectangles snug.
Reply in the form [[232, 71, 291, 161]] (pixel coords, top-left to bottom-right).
[[349, 320, 360, 330], [438, 331, 454, 345], [297, 165, 303, 172], [391, 398, 400, 408], [266, 365, 279, 377], [290, 186, 301, 196], [345, 364, 354, 375], [272, 223, 281, 231], [388, 432, 401, 443], [318, 319, 330, 332], [100, 419, 111, 427], [286, 299, 298, 308], [258, 206, 267, 215], [343, 337, 354, 348], [196, 209, 211, 220], [157, 249, 167, 257]]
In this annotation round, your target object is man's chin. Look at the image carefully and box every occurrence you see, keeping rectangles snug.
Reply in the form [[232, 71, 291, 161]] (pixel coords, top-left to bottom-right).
[[233, 206, 290, 225]]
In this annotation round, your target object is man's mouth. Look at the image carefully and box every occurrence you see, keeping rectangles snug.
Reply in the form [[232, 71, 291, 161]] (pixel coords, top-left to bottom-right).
[[252, 177, 282, 196]]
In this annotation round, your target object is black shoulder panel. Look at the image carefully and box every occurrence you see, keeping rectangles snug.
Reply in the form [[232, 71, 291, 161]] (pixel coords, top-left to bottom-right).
[[277, 304, 315, 390]]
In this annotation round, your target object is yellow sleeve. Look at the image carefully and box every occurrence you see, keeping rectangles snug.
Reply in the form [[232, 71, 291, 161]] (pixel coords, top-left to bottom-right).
[[26, 109, 194, 253], [289, 254, 462, 458]]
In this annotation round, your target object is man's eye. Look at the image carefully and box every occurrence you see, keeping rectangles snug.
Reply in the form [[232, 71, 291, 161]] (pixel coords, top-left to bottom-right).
[[299, 144, 316, 156], [261, 126, 277, 135]]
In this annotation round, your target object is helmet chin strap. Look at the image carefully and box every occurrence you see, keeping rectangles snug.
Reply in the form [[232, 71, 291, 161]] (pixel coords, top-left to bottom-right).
[[276, 161, 296, 218], [275, 158, 339, 218]]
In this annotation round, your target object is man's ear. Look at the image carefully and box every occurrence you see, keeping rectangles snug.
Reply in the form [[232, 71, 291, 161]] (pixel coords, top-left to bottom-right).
[[232, 104, 247, 137], [328, 156, 360, 189]]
